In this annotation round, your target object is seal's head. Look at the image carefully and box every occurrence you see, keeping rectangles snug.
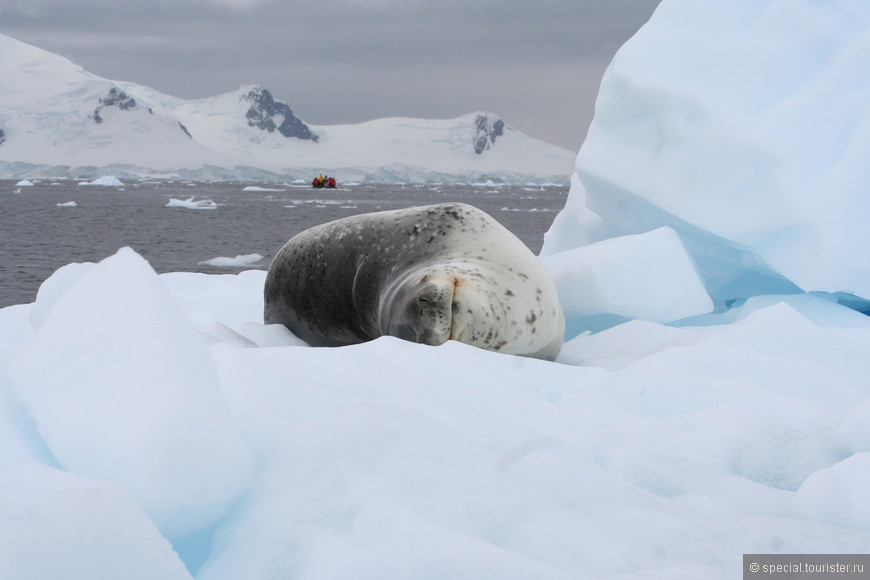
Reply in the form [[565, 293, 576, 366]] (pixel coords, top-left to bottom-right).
[[382, 271, 454, 346], [379, 264, 510, 350]]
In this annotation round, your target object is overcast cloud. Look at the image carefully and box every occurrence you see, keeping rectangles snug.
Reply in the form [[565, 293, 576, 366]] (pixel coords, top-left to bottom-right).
[[0, 0, 660, 150]]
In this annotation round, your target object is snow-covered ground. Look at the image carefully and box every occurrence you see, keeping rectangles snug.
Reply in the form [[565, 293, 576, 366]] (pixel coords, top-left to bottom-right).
[[2, 1, 870, 579]]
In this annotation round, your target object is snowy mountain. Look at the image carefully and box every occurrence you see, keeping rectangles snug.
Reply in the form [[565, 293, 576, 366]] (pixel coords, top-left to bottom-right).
[[0, 33, 574, 183]]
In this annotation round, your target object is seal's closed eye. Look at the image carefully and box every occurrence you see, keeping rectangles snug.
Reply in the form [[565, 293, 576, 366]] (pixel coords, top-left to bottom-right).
[[417, 281, 450, 305]]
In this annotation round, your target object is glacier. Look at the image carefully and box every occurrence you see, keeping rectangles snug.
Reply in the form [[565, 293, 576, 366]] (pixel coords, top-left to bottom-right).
[[2, 1, 870, 579], [0, 33, 574, 185]]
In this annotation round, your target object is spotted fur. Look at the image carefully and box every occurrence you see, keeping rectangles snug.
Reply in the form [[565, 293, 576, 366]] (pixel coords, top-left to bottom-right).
[[264, 203, 565, 360]]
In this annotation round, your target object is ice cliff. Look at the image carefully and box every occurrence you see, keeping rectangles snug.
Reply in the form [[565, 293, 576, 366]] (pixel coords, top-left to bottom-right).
[[544, 0, 870, 319]]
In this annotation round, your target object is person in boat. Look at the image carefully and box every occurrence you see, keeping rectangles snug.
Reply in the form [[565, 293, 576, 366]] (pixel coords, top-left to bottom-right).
[[328, 177, 336, 188]]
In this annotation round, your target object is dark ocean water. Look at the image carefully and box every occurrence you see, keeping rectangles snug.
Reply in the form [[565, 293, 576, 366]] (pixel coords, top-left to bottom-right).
[[0, 180, 568, 308]]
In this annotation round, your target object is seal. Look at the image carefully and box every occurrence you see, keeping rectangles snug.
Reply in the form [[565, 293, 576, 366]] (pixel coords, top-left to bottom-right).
[[264, 202, 565, 360]]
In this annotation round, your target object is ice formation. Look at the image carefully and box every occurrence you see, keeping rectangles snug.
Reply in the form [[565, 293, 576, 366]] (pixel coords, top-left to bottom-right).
[[2, 247, 869, 578], [543, 0, 870, 312], [198, 254, 264, 268], [540, 226, 713, 333], [2, 1, 870, 578], [77, 176, 124, 187], [9, 249, 255, 541], [166, 197, 219, 210]]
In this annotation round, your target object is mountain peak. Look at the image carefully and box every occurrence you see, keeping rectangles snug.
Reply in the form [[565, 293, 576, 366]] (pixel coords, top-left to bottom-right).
[[241, 87, 318, 142], [473, 112, 506, 155]]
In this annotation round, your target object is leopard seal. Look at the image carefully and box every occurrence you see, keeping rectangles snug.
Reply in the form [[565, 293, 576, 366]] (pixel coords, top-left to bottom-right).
[[264, 202, 565, 360]]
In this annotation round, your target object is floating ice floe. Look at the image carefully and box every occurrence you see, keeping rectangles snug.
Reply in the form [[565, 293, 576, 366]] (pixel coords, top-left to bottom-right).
[[15, 179, 34, 187], [500, 207, 556, 213], [241, 186, 284, 192], [198, 253, 263, 268], [165, 197, 218, 210], [283, 199, 352, 208], [56, 201, 77, 208]]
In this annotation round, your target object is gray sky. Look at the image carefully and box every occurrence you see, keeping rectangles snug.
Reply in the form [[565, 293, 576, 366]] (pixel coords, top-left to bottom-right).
[[0, 0, 660, 151]]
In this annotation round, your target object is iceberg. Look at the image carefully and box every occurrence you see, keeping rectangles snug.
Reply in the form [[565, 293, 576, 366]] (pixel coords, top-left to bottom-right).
[[0, 246, 868, 577], [543, 0, 870, 308], [78, 176, 124, 187]]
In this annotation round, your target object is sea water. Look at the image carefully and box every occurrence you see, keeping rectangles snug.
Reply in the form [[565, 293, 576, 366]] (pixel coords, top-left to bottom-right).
[[0, 180, 567, 307]]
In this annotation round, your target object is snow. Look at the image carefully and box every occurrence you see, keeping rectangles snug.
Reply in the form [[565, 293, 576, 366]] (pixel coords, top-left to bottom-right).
[[198, 254, 264, 268], [1, 1, 870, 578], [166, 197, 219, 210], [794, 453, 870, 532]]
